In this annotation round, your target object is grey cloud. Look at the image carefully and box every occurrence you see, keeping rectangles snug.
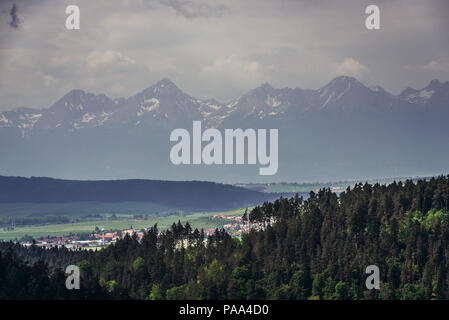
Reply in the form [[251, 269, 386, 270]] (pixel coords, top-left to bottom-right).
[[8, 3, 20, 28], [0, 0, 448, 110], [160, 0, 227, 18]]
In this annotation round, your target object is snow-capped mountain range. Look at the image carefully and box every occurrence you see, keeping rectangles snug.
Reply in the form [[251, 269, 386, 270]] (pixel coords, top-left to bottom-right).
[[1, 76, 448, 182], [2, 76, 448, 135]]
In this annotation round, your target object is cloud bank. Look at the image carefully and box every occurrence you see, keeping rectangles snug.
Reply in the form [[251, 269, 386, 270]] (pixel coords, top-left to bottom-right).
[[0, 0, 448, 110], [8, 3, 20, 28]]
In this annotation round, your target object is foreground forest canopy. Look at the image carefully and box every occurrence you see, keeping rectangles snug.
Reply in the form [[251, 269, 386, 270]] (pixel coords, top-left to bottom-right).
[[1, 175, 449, 300]]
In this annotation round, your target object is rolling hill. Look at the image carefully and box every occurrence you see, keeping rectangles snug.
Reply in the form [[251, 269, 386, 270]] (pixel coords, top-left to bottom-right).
[[0, 175, 277, 212]]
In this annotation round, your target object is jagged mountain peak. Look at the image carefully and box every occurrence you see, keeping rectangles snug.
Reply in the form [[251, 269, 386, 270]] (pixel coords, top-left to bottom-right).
[[49, 89, 87, 111], [155, 77, 177, 88], [398, 79, 447, 104], [400, 79, 445, 94], [242, 82, 277, 98], [140, 78, 183, 98], [320, 76, 365, 92], [64, 88, 86, 97], [424, 79, 449, 91], [314, 76, 373, 110], [2, 76, 449, 135], [331, 75, 361, 84], [51, 89, 112, 106], [48, 89, 114, 113], [258, 82, 274, 90], [427, 79, 441, 88], [400, 86, 417, 95]]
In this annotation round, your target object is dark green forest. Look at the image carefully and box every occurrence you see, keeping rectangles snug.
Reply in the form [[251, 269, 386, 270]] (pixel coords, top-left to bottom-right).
[[0, 175, 276, 211], [1, 175, 449, 300]]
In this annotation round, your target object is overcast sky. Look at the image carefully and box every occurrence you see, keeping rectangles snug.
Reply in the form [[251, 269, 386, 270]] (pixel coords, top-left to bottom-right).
[[0, 0, 448, 111]]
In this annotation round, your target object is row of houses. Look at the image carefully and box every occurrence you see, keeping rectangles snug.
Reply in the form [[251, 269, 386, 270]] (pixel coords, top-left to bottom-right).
[[15, 214, 273, 249]]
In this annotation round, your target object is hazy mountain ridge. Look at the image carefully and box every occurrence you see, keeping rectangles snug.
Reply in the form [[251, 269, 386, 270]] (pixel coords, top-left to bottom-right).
[[2, 76, 448, 135], [0, 76, 448, 182]]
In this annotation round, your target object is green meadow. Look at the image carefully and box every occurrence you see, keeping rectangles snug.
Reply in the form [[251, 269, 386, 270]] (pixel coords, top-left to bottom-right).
[[0, 207, 250, 241]]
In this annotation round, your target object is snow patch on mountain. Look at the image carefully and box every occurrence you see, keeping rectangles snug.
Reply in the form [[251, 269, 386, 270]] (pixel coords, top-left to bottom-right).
[[137, 98, 160, 116], [1, 77, 447, 136], [81, 113, 96, 123], [404, 89, 435, 104], [0, 115, 10, 127], [265, 96, 281, 108], [19, 113, 42, 129], [74, 112, 111, 129]]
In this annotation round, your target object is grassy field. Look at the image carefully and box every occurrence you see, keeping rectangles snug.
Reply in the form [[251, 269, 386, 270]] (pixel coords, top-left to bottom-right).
[[0, 207, 250, 241], [240, 177, 421, 194], [0, 202, 174, 217]]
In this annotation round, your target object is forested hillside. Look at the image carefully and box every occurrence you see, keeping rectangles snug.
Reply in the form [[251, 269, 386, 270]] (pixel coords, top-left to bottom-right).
[[0, 176, 276, 211], [1, 175, 449, 300]]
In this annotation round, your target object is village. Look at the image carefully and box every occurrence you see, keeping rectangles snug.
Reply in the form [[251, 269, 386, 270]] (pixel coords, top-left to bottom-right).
[[13, 214, 272, 250]]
